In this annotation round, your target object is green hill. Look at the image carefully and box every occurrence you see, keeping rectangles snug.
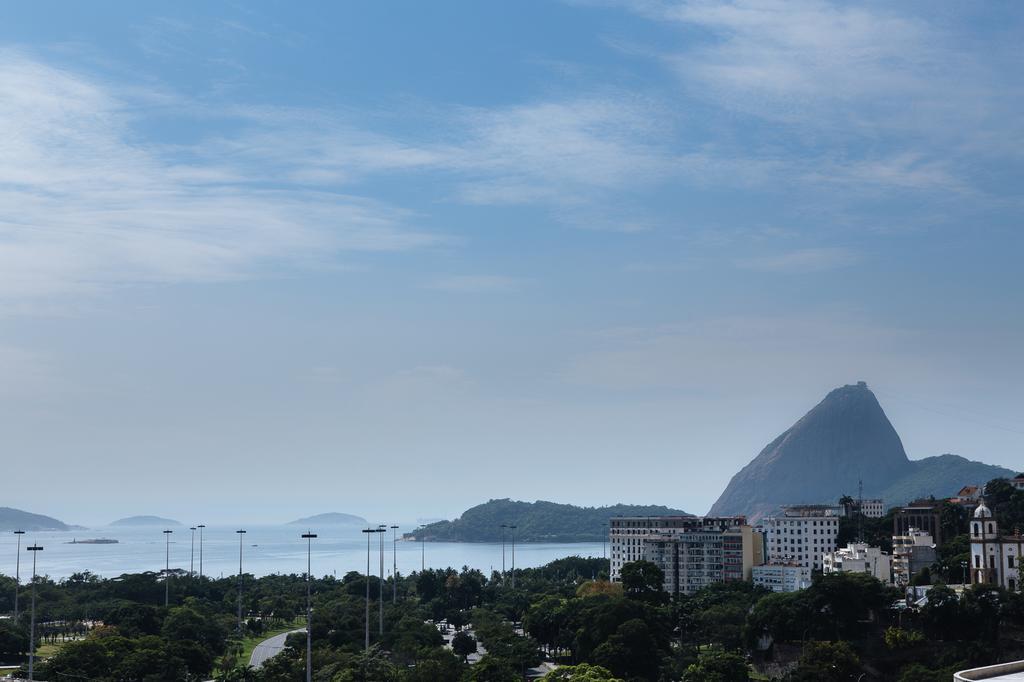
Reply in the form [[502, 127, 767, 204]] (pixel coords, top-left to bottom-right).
[[879, 454, 1015, 504], [407, 499, 690, 543], [0, 507, 73, 531]]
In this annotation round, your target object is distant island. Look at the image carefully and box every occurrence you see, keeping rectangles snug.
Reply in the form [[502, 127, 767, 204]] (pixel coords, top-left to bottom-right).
[[0, 506, 77, 532], [407, 499, 690, 543], [109, 515, 182, 527], [66, 538, 118, 544], [287, 512, 367, 526]]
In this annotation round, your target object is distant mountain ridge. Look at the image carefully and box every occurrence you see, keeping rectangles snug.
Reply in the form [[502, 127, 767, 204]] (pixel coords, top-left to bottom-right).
[[110, 515, 182, 527], [409, 499, 690, 543], [287, 512, 367, 526], [709, 382, 1015, 521], [0, 507, 76, 532]]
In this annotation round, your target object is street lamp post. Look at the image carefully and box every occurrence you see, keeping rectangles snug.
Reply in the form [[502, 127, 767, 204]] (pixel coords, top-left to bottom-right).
[[27, 544, 42, 682], [197, 524, 205, 578], [163, 530, 173, 607], [361, 528, 379, 653], [189, 527, 196, 576], [301, 532, 317, 682], [378, 525, 386, 637], [236, 530, 247, 635], [508, 525, 517, 589], [13, 530, 24, 621], [390, 525, 399, 603], [420, 532, 425, 572], [500, 524, 508, 584]]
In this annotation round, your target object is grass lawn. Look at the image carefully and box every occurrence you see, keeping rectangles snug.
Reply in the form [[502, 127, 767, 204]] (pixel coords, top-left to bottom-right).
[[34, 641, 67, 658]]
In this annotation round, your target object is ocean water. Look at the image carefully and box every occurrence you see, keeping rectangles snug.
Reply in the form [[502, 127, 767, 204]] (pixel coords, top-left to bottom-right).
[[0, 526, 604, 581]]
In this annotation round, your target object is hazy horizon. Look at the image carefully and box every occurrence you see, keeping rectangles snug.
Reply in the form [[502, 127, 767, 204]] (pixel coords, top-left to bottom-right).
[[2, 2, 1022, 525]]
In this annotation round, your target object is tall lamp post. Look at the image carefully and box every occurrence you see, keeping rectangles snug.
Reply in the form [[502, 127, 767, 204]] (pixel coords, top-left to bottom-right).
[[420, 532, 425, 572], [508, 525, 517, 589], [361, 527, 382, 652], [163, 530, 173, 607], [301, 532, 317, 682], [27, 543, 42, 682], [13, 530, 24, 621], [189, 527, 196, 576], [500, 524, 508, 585], [197, 524, 206, 578], [378, 525, 386, 637], [390, 525, 399, 603], [236, 529, 247, 635]]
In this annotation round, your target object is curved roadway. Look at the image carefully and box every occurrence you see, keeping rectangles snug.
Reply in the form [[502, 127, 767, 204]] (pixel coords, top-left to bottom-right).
[[250, 629, 305, 668]]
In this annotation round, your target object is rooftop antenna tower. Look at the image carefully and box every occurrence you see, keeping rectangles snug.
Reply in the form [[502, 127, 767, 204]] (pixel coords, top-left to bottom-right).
[[858, 479, 864, 543]]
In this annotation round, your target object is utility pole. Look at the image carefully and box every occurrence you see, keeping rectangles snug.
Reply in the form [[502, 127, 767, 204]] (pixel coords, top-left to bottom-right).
[[197, 524, 205, 578], [378, 525, 385, 637], [163, 530, 173, 607], [390, 525, 399, 603], [508, 525, 517, 589], [858, 479, 864, 543], [361, 528, 375, 653], [27, 544, 42, 682], [189, 527, 196, 576], [500, 524, 507, 584], [236, 530, 247, 635], [13, 530, 24, 621], [302, 532, 317, 682]]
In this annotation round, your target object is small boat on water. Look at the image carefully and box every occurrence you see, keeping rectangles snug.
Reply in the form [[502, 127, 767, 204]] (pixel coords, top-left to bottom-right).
[[66, 538, 119, 544]]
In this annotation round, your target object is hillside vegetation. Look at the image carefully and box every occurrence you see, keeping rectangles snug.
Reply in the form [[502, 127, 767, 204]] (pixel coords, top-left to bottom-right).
[[408, 499, 690, 543]]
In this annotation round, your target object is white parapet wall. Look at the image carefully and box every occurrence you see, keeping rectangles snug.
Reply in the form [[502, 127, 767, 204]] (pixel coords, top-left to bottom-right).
[[954, 660, 1024, 680]]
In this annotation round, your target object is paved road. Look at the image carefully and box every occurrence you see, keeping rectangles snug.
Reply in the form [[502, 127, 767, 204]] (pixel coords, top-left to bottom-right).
[[250, 629, 305, 669]]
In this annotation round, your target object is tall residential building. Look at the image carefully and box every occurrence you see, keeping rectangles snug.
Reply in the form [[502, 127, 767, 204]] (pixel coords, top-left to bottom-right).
[[609, 515, 753, 596], [752, 562, 812, 593], [823, 542, 892, 583], [764, 505, 840, 571], [892, 528, 937, 586], [969, 501, 1022, 591], [893, 501, 943, 546]]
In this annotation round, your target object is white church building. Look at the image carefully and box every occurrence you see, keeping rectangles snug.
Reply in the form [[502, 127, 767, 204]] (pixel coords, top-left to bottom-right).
[[969, 500, 1022, 592]]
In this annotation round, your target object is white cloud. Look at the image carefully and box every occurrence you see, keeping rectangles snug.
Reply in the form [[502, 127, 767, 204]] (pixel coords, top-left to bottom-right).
[[600, 0, 1024, 195], [0, 52, 436, 307]]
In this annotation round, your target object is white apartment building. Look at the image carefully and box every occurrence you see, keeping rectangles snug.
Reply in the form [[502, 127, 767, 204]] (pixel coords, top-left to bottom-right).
[[860, 499, 885, 518], [892, 528, 937, 586], [764, 505, 840, 571], [823, 542, 891, 583], [970, 501, 1022, 592], [753, 562, 812, 593], [608, 515, 751, 595]]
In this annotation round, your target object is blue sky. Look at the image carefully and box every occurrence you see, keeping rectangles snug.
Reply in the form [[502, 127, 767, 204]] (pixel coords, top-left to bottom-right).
[[1, 1, 1022, 525]]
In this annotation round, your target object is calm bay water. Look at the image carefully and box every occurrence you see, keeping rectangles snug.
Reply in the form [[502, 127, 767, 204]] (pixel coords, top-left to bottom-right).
[[0, 526, 603, 581]]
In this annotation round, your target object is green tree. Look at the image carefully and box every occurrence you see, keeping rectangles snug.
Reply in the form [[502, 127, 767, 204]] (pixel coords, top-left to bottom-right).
[[452, 630, 478, 662], [787, 641, 861, 682], [591, 618, 663, 681], [618, 561, 666, 604], [466, 654, 520, 681], [683, 649, 750, 682], [542, 663, 623, 681], [0, 620, 28, 660]]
